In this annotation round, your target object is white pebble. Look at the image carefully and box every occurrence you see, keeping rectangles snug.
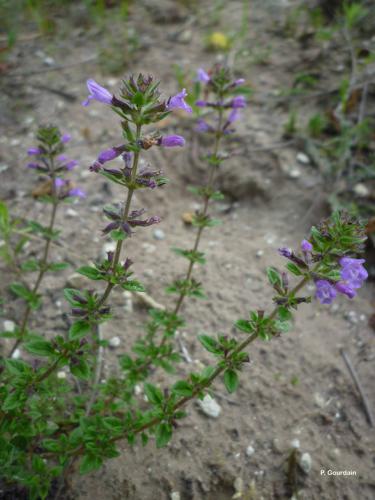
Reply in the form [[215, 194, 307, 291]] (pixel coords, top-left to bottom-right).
[[353, 183, 369, 198], [170, 492, 181, 500], [197, 395, 221, 418], [153, 229, 165, 241], [57, 371, 67, 379], [291, 438, 300, 449], [109, 336, 121, 348], [141, 243, 156, 254], [256, 250, 264, 258], [246, 445, 255, 457], [3, 320, 16, 332], [12, 349, 21, 359], [299, 452, 312, 473], [296, 152, 310, 165], [66, 208, 78, 217]]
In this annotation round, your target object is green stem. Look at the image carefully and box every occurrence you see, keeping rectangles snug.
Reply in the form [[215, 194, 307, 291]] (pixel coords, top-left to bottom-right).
[[172, 107, 224, 318], [8, 156, 59, 357]]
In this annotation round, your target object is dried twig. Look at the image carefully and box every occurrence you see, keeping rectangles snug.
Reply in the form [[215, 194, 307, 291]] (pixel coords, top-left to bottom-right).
[[340, 348, 374, 427]]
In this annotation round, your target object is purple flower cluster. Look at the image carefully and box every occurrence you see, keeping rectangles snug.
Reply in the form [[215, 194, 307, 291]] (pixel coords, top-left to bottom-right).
[[54, 178, 85, 199], [315, 258, 368, 304], [194, 68, 246, 134], [103, 206, 161, 236], [27, 132, 84, 199]]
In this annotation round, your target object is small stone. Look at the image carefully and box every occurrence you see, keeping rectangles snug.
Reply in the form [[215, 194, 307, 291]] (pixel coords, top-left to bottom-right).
[[345, 310, 358, 325], [66, 208, 79, 217], [12, 348, 21, 359], [299, 452, 312, 474], [67, 273, 87, 289], [197, 395, 221, 418], [134, 384, 142, 396], [246, 445, 255, 457], [57, 371, 67, 379], [353, 183, 369, 197], [3, 320, 16, 332], [153, 229, 165, 240], [291, 438, 300, 449], [182, 212, 194, 224], [109, 336, 121, 348], [0, 164, 9, 173], [288, 167, 301, 179], [256, 250, 264, 258], [170, 492, 180, 500], [296, 152, 310, 165], [43, 56, 55, 66], [233, 477, 243, 493]]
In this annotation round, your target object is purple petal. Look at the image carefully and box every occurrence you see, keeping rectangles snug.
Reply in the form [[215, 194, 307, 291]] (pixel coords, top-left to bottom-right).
[[160, 135, 185, 148], [168, 89, 192, 113], [27, 147, 42, 156], [230, 95, 246, 108], [68, 188, 86, 198], [61, 133, 71, 143], [335, 282, 356, 299], [197, 68, 210, 83], [83, 79, 113, 106], [301, 239, 313, 252], [315, 280, 337, 305]]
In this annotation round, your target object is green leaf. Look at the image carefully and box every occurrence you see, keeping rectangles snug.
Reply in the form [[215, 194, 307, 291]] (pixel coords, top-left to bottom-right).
[[286, 262, 302, 276], [111, 229, 126, 241], [21, 259, 40, 272], [0, 201, 10, 232], [121, 280, 145, 292], [2, 391, 24, 411], [77, 266, 102, 280], [278, 306, 292, 321], [69, 320, 91, 340], [64, 288, 86, 307], [4, 359, 31, 376], [79, 455, 103, 475], [24, 339, 54, 357], [155, 422, 172, 448], [144, 383, 163, 405], [235, 319, 254, 334], [48, 262, 69, 272], [10, 282, 40, 309], [70, 359, 90, 380], [223, 369, 239, 393], [198, 335, 221, 354], [266, 267, 282, 287], [172, 380, 193, 397]]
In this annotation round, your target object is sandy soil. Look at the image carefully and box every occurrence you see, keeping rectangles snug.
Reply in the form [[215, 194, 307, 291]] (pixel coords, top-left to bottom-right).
[[1, 1, 374, 499]]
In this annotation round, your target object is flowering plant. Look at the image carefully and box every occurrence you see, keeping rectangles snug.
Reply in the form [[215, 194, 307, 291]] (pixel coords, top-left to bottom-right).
[[0, 70, 368, 499]]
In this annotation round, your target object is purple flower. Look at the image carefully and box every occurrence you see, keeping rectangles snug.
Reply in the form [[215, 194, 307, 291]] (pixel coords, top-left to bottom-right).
[[167, 89, 192, 113], [82, 79, 113, 107], [230, 95, 246, 108], [27, 162, 40, 169], [196, 119, 212, 133], [65, 160, 78, 170], [197, 68, 210, 83], [227, 108, 240, 124], [54, 178, 66, 188], [278, 247, 292, 258], [61, 133, 71, 143], [122, 151, 133, 168], [195, 100, 207, 107], [57, 154, 68, 163], [335, 281, 356, 299], [27, 147, 42, 156], [340, 257, 368, 289], [234, 78, 245, 86], [68, 188, 86, 198], [301, 239, 313, 252], [315, 280, 337, 305], [160, 135, 185, 148], [98, 146, 125, 164]]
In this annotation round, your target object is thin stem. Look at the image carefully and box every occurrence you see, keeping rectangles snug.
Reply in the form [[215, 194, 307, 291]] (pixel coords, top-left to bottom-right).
[[8, 157, 59, 357], [85, 124, 142, 416], [172, 107, 224, 317]]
